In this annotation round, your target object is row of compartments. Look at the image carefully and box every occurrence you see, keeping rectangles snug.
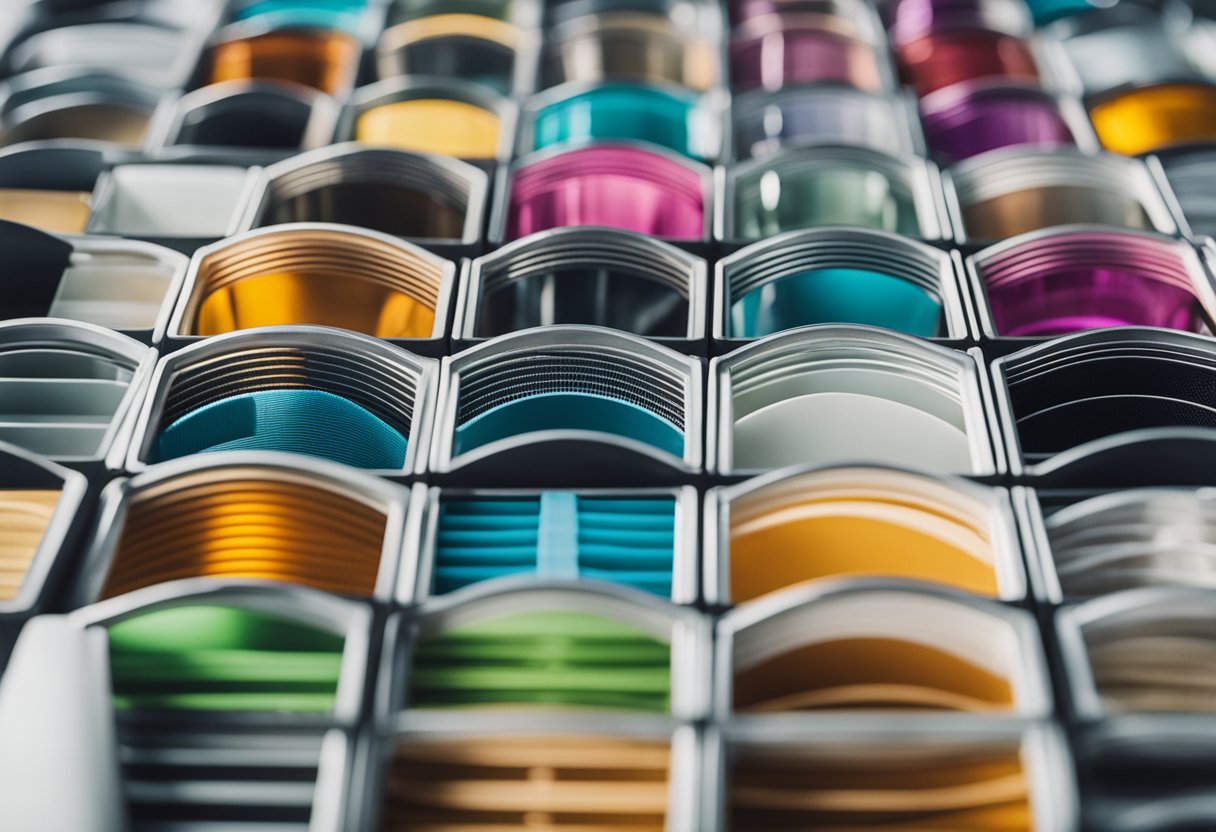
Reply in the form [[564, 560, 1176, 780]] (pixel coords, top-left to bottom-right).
[[7, 159, 1216, 345], [9, 438, 1216, 622], [10, 0, 1216, 169], [5, 575, 1215, 830], [12, 318, 1216, 481], [6, 137, 1216, 259], [0, 0, 737, 116]]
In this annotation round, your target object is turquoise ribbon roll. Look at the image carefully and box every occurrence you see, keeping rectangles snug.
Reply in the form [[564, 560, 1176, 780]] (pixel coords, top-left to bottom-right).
[[452, 391, 685, 458], [156, 389, 408, 469], [731, 267, 943, 338], [434, 495, 676, 596], [233, 0, 372, 35], [532, 83, 708, 159]]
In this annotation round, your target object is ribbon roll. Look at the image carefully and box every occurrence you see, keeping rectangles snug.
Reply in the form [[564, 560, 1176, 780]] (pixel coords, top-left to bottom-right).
[[433, 493, 677, 597], [711, 326, 994, 475], [724, 146, 941, 240], [715, 466, 1021, 604], [921, 82, 1077, 164], [504, 144, 709, 241], [972, 228, 1214, 337], [177, 224, 452, 339], [719, 228, 955, 339], [246, 144, 488, 243], [721, 586, 1047, 715], [0, 319, 150, 462]]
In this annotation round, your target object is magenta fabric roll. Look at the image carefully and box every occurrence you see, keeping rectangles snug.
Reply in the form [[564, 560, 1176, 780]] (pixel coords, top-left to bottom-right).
[[978, 229, 1210, 336], [920, 83, 1075, 162], [506, 145, 707, 241], [729, 25, 885, 92]]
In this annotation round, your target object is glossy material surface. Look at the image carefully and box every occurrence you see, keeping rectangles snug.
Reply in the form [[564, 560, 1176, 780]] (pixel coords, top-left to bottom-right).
[[0, 189, 91, 234], [732, 160, 923, 238], [355, 99, 502, 158], [434, 495, 676, 596], [730, 745, 1031, 829], [898, 29, 1038, 96], [1047, 490, 1216, 595], [921, 86, 1075, 162], [544, 12, 717, 91], [377, 14, 518, 93], [0, 490, 57, 601], [1090, 84, 1216, 156], [0, 341, 137, 459], [532, 84, 705, 158], [475, 263, 690, 338], [408, 611, 671, 711], [108, 605, 345, 712], [1002, 334, 1216, 460], [157, 389, 408, 469], [207, 30, 361, 95], [234, 0, 371, 34], [454, 392, 685, 456], [731, 267, 942, 337], [735, 636, 1015, 711], [733, 88, 913, 158], [730, 23, 886, 92], [2, 103, 150, 147], [381, 735, 670, 830], [978, 231, 1209, 336], [506, 145, 705, 240], [101, 476, 388, 598], [726, 469, 1001, 602], [961, 184, 1151, 240], [187, 228, 441, 338]]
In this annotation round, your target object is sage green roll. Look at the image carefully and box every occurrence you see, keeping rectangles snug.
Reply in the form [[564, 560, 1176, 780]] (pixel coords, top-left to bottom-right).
[[108, 605, 345, 713], [732, 160, 923, 239], [409, 611, 671, 712]]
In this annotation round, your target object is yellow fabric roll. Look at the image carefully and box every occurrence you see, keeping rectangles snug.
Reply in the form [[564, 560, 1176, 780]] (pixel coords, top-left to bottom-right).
[[356, 100, 501, 159], [0, 490, 59, 601], [1090, 83, 1216, 156]]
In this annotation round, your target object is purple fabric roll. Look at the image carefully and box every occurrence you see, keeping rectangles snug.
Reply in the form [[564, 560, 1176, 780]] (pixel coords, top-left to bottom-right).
[[506, 144, 707, 241], [977, 229, 1210, 336], [920, 82, 1076, 162], [729, 23, 885, 92]]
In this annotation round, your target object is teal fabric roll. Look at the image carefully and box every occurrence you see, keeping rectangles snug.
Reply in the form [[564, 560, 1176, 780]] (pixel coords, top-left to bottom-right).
[[234, 0, 370, 34], [731, 268, 942, 338], [533, 84, 704, 158], [1024, 0, 1099, 24], [434, 496, 675, 596], [453, 391, 685, 457], [156, 389, 407, 469]]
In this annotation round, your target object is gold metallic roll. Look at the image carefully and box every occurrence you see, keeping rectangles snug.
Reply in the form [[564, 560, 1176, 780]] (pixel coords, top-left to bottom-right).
[[186, 226, 443, 338], [381, 735, 670, 830], [0, 189, 91, 233], [546, 12, 718, 91], [0, 490, 58, 601], [734, 637, 1016, 713], [100, 477, 387, 599], [1090, 83, 1216, 156], [730, 494, 998, 602], [381, 13, 519, 48], [730, 745, 1031, 829], [962, 184, 1152, 239], [3, 104, 149, 146], [355, 99, 502, 158], [208, 30, 361, 96]]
